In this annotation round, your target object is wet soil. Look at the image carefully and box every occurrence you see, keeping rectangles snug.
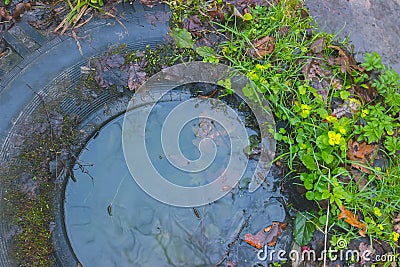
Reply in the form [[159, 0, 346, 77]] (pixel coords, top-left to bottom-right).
[[305, 0, 400, 73]]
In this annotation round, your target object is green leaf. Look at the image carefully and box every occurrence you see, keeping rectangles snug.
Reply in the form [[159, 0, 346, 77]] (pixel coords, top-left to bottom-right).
[[340, 90, 351, 100], [305, 191, 314, 200], [242, 84, 255, 98], [304, 180, 313, 190], [316, 107, 328, 119], [322, 151, 334, 164], [196, 46, 216, 58], [293, 213, 315, 246], [170, 28, 194, 49], [298, 85, 307, 95], [300, 154, 317, 171], [316, 134, 329, 149]]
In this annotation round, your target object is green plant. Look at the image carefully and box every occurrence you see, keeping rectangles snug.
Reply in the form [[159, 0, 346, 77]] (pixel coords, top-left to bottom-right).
[[212, 0, 400, 252], [354, 103, 396, 143]]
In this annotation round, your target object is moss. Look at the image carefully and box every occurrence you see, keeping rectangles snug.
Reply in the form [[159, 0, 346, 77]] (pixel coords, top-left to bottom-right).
[[124, 43, 197, 76], [12, 188, 55, 267], [1, 108, 80, 266]]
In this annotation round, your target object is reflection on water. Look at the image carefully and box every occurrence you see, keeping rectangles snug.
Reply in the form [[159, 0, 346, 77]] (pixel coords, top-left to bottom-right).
[[64, 101, 288, 267]]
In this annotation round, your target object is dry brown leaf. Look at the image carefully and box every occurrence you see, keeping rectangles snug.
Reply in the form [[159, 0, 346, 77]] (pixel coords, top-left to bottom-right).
[[182, 15, 204, 37], [351, 83, 378, 103], [0, 7, 12, 20], [310, 37, 326, 54], [128, 63, 147, 91], [12, 3, 31, 21], [347, 139, 378, 174], [207, 4, 225, 22], [248, 36, 275, 58], [332, 100, 358, 119], [394, 214, 400, 234], [328, 45, 364, 74], [338, 205, 367, 237], [244, 221, 286, 249], [301, 55, 338, 101], [351, 169, 368, 190]]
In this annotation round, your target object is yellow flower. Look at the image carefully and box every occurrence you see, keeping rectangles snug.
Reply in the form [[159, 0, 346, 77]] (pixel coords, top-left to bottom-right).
[[300, 104, 311, 118], [247, 71, 259, 81], [338, 126, 347, 135], [378, 224, 384, 230], [387, 129, 394, 136], [391, 232, 399, 242], [361, 109, 369, 118], [328, 131, 342, 146], [325, 115, 337, 123], [255, 64, 266, 70], [373, 207, 382, 217]]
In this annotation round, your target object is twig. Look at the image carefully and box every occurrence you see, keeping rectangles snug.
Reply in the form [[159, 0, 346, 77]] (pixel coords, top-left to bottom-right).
[[74, 12, 93, 29], [323, 184, 331, 267], [75, 159, 94, 183], [198, 89, 219, 99], [213, 215, 251, 267], [71, 30, 83, 55], [104, 11, 128, 33]]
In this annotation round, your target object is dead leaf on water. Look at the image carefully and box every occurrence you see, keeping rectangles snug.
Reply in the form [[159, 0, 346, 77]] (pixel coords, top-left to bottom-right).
[[145, 11, 170, 26], [244, 221, 286, 249]]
